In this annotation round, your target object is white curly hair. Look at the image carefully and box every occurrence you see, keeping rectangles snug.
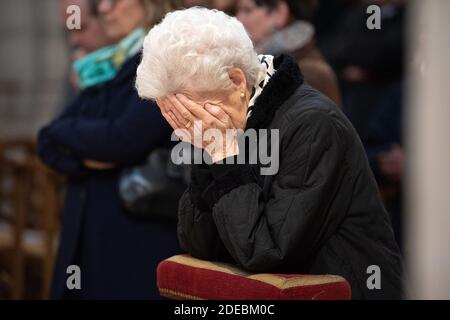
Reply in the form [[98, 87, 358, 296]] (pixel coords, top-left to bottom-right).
[[135, 7, 263, 100]]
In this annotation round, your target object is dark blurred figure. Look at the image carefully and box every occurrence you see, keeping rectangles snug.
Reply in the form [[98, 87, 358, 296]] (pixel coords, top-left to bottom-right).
[[237, 0, 341, 105], [38, 0, 181, 299], [182, 0, 211, 7], [61, 0, 111, 58], [60, 0, 113, 102], [365, 81, 404, 249], [319, 0, 405, 142], [312, 0, 360, 44], [317, 0, 405, 250], [212, 0, 238, 15]]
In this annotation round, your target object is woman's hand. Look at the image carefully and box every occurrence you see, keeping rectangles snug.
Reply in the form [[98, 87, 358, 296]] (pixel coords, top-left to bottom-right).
[[157, 94, 239, 162], [83, 159, 116, 170]]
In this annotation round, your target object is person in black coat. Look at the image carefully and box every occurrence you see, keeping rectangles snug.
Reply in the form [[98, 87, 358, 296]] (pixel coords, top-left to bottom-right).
[[318, 0, 405, 143], [365, 81, 404, 250], [135, 7, 403, 299], [38, 0, 180, 299]]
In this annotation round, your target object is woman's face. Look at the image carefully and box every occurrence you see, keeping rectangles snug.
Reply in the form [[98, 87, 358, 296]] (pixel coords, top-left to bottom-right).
[[237, 0, 277, 45], [62, 0, 111, 54], [98, 0, 146, 42]]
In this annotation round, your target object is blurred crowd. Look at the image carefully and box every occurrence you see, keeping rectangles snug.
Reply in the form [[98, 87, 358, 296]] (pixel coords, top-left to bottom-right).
[[0, 0, 405, 299]]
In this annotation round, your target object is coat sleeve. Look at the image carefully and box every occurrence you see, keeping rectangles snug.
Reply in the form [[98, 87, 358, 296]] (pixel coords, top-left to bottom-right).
[[177, 161, 235, 262], [178, 110, 350, 272], [37, 125, 87, 176], [42, 95, 172, 164], [37, 93, 93, 176]]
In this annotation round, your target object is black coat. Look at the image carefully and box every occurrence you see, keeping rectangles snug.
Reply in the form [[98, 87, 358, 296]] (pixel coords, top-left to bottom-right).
[[38, 54, 180, 299], [177, 55, 403, 299]]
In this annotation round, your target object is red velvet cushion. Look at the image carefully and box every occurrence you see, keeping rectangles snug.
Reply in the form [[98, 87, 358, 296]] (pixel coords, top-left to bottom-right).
[[157, 254, 351, 300]]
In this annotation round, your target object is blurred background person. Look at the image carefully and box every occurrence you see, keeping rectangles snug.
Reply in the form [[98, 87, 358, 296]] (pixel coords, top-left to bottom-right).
[[38, 0, 181, 299], [312, 0, 361, 47], [60, 0, 114, 105], [319, 0, 405, 142], [236, 0, 341, 105], [61, 0, 112, 59], [211, 0, 238, 15], [182, 0, 211, 7], [365, 81, 404, 250], [315, 0, 405, 250]]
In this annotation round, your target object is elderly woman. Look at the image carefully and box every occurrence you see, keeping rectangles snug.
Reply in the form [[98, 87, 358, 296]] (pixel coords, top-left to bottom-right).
[[136, 8, 402, 299], [38, 0, 180, 299]]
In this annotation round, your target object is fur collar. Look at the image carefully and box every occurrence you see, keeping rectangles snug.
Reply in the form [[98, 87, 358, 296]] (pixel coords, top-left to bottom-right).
[[245, 54, 304, 130]]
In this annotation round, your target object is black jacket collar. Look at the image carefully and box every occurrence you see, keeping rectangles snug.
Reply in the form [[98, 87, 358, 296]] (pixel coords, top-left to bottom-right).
[[245, 54, 304, 130]]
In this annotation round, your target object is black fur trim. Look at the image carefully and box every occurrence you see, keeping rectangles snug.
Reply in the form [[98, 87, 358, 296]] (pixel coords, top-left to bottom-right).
[[245, 54, 304, 130]]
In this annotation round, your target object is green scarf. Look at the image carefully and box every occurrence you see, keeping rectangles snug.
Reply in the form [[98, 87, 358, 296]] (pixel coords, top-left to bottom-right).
[[73, 28, 146, 90]]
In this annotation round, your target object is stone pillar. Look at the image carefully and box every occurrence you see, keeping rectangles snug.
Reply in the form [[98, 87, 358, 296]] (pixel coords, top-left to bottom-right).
[[406, 0, 450, 299]]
